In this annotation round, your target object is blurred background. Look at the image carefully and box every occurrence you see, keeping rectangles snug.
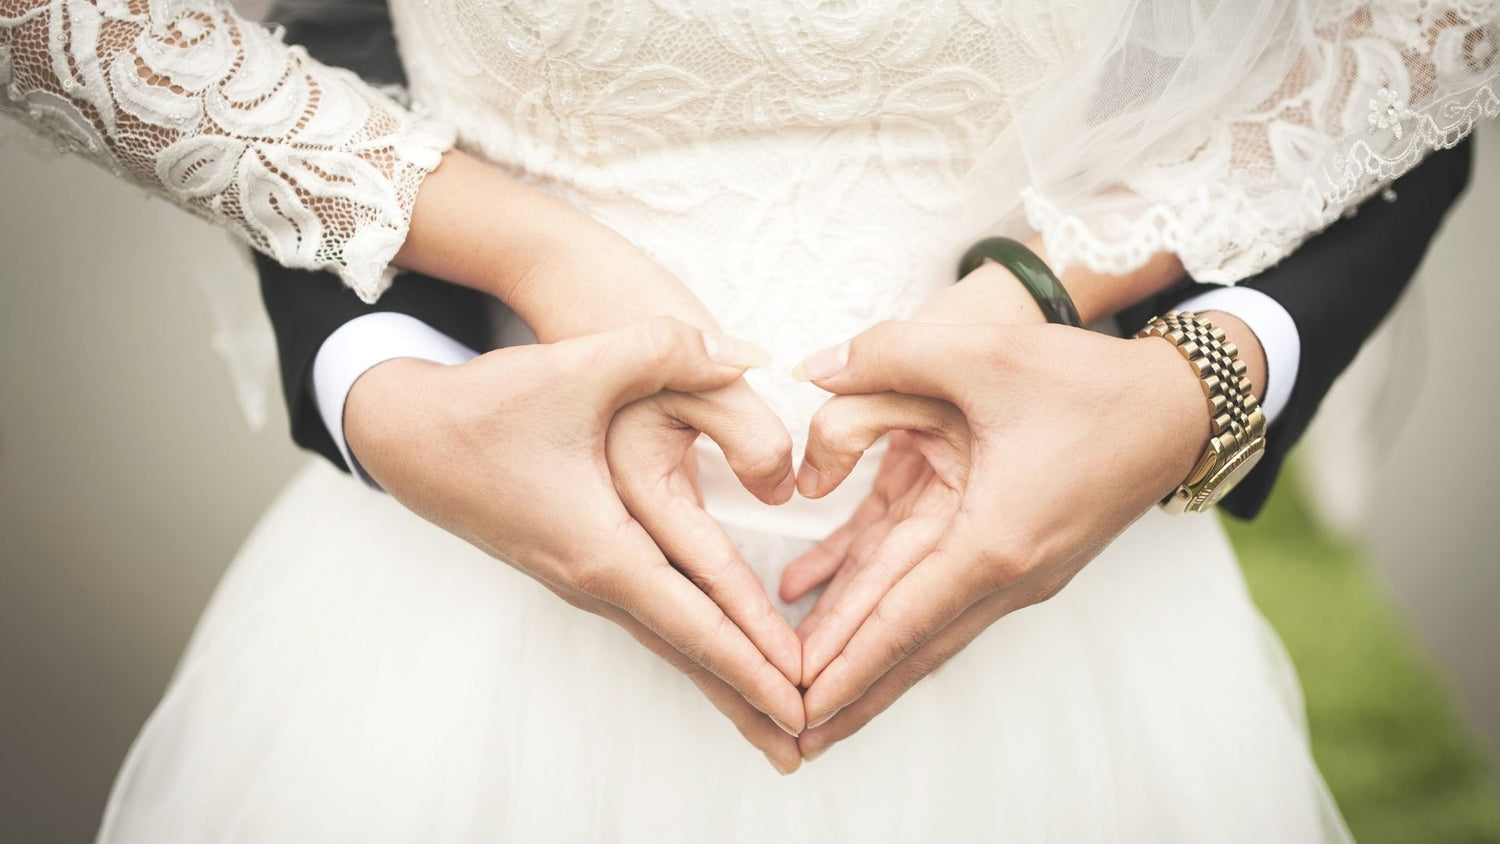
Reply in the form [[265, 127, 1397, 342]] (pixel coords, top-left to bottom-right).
[[2, 114, 1499, 844]]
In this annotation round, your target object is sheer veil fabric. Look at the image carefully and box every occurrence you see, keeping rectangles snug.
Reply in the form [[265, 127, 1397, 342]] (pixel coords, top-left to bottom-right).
[[996, 0, 1500, 282]]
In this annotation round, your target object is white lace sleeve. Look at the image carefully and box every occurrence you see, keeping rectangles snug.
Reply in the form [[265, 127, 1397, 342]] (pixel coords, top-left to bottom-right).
[[0, 0, 454, 302], [1010, 1, 1500, 284]]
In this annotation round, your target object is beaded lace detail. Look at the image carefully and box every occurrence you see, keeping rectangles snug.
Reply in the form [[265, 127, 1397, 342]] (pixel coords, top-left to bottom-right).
[[0, 0, 454, 302]]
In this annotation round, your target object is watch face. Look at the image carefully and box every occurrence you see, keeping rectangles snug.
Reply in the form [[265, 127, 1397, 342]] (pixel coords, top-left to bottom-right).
[[1200, 444, 1266, 509]]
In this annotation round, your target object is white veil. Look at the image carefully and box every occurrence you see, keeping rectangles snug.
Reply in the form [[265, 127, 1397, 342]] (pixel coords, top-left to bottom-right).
[[970, 0, 1500, 282]]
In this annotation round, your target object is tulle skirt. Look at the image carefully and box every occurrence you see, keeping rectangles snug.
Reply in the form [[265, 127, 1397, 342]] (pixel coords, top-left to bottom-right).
[[99, 460, 1349, 842]]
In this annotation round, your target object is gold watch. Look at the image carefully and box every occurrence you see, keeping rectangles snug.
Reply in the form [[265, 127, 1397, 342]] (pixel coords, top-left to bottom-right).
[[1135, 311, 1268, 514]]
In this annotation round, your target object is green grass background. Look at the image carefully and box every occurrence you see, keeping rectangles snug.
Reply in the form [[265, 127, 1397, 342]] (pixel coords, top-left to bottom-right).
[[1229, 475, 1500, 842]]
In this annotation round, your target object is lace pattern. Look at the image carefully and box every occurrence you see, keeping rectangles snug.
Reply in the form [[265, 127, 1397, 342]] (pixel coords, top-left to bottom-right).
[[382, 0, 1496, 441], [0, 0, 454, 302], [1021, 2, 1500, 282]]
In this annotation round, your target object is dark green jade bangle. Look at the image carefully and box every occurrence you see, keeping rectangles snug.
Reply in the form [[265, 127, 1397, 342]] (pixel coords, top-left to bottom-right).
[[957, 237, 1083, 328]]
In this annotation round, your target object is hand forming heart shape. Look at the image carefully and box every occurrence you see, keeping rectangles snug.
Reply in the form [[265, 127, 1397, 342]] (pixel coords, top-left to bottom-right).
[[765, 316, 1212, 762]]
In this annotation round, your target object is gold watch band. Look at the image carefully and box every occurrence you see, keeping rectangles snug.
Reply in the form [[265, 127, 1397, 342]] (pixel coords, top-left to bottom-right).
[[1136, 311, 1268, 514]]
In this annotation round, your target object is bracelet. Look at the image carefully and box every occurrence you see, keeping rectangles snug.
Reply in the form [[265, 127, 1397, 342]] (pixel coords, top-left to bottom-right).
[[957, 237, 1082, 328]]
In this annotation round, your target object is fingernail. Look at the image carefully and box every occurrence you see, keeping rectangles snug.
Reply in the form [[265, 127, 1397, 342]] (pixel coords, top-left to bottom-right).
[[806, 709, 839, 730], [803, 744, 829, 763], [771, 716, 800, 737], [703, 333, 772, 369], [791, 342, 850, 381], [796, 463, 821, 497], [772, 470, 797, 503]]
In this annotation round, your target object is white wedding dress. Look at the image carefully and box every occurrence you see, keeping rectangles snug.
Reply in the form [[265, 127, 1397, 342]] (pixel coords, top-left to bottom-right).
[[5, 1, 1498, 840]]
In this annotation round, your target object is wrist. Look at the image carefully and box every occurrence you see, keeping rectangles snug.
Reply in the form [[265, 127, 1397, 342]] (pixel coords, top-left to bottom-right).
[[1133, 336, 1215, 497], [1023, 236, 1185, 325], [343, 357, 453, 480], [915, 262, 1049, 326], [1195, 310, 1267, 404], [1134, 312, 1268, 512]]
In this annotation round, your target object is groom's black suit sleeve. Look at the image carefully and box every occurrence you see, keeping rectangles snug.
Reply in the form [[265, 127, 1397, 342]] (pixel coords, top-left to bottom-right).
[[255, 0, 496, 465], [256, 0, 1474, 520], [1120, 139, 1473, 518]]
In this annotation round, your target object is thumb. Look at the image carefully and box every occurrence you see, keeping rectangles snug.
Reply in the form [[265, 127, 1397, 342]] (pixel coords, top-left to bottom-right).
[[798, 393, 963, 499], [565, 317, 770, 410], [791, 320, 993, 402], [662, 381, 797, 504]]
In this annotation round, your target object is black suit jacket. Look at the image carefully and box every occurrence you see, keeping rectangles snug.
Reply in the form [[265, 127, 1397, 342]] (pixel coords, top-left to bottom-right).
[[257, 0, 1474, 520]]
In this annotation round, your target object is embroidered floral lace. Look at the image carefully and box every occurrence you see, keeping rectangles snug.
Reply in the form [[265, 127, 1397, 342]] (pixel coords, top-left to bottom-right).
[[0, 0, 454, 302]]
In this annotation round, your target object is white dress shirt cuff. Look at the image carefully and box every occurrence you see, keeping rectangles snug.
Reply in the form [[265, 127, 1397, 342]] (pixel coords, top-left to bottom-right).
[[312, 312, 480, 488], [1171, 286, 1300, 425]]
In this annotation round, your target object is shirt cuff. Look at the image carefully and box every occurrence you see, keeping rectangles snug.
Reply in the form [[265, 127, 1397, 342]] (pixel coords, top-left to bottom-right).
[[1172, 286, 1300, 425], [312, 312, 480, 488]]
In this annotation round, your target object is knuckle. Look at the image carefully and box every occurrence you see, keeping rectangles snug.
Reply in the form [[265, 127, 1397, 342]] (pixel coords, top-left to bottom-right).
[[1025, 569, 1076, 608], [869, 600, 924, 664], [809, 401, 859, 450], [642, 316, 690, 369], [552, 587, 592, 613], [567, 556, 622, 599], [668, 650, 704, 676], [550, 343, 597, 387], [749, 663, 787, 707], [737, 433, 792, 481], [680, 552, 733, 593], [856, 320, 903, 366], [677, 613, 732, 669], [974, 533, 1034, 591], [903, 651, 945, 683], [865, 318, 905, 347]]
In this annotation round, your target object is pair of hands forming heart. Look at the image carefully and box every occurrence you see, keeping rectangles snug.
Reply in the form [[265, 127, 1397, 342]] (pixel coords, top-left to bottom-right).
[[347, 262, 1222, 775], [597, 264, 1221, 772], [370, 151, 1231, 772]]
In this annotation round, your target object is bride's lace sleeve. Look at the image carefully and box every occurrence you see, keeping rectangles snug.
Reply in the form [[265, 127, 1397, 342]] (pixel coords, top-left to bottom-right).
[[1012, 1, 1500, 284], [0, 0, 454, 302]]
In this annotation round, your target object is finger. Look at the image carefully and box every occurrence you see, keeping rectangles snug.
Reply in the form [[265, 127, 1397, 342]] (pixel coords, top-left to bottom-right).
[[798, 393, 961, 499], [583, 595, 802, 774], [565, 316, 770, 409], [799, 512, 948, 687], [603, 529, 808, 734], [792, 320, 999, 402], [793, 447, 931, 634], [798, 591, 1005, 763], [625, 480, 803, 686], [802, 527, 988, 728], [667, 382, 797, 504], [794, 510, 897, 638], [777, 492, 886, 604]]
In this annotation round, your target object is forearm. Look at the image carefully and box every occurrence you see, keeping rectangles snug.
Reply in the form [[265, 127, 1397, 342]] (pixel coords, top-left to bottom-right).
[[396, 151, 716, 341], [1024, 237, 1186, 326], [0, 0, 450, 303], [1036, 240, 1270, 404]]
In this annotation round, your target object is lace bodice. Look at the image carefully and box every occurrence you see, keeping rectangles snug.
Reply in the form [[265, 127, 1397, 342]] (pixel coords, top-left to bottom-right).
[[388, 1, 1498, 444], [390, 2, 1084, 450], [0, 0, 453, 302]]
